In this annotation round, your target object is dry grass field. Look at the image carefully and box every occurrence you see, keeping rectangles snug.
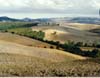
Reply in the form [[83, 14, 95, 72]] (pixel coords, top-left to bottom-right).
[[0, 40, 86, 62], [0, 40, 100, 76], [62, 23, 100, 31], [0, 32, 56, 48]]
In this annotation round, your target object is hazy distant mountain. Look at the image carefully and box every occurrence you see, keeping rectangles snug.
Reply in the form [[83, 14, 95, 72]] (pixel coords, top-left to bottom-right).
[[0, 16, 52, 22], [0, 16, 100, 24], [69, 17, 100, 24], [0, 16, 20, 22], [22, 18, 34, 22], [50, 17, 100, 24]]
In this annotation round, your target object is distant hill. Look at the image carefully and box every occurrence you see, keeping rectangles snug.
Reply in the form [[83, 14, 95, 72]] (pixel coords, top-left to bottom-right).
[[0, 16, 20, 22], [0, 16, 100, 24], [32, 26, 100, 43], [22, 18, 33, 22], [69, 17, 100, 24], [0, 16, 52, 22]]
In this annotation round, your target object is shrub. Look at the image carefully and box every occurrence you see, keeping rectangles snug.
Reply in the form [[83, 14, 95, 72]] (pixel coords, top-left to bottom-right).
[[56, 46, 60, 49], [44, 46, 47, 48], [50, 46, 54, 49], [11, 32, 15, 34]]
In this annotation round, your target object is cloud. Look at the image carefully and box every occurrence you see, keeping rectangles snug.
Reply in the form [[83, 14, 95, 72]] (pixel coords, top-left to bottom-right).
[[0, 0, 100, 17], [92, 0, 100, 8]]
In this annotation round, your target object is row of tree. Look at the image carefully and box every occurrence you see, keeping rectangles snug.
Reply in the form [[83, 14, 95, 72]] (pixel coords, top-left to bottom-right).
[[61, 41, 100, 48], [40, 40, 100, 58]]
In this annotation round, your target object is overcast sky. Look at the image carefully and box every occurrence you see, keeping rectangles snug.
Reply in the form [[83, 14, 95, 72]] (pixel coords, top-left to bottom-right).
[[0, 0, 100, 18]]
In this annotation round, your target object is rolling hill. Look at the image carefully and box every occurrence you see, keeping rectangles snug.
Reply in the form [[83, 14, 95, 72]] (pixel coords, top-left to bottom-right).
[[32, 26, 100, 43], [69, 17, 100, 24], [0, 40, 86, 62], [65, 23, 100, 35], [66, 23, 100, 31]]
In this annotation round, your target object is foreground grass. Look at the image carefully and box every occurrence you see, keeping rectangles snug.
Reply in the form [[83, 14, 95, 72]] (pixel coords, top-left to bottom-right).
[[0, 40, 99, 77], [0, 53, 100, 77], [0, 40, 87, 62]]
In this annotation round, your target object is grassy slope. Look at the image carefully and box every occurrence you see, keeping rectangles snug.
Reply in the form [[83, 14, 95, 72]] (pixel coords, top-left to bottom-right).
[[32, 26, 100, 43], [0, 40, 100, 76], [0, 32, 56, 48], [0, 40, 86, 62], [0, 53, 52, 76], [66, 23, 100, 35], [0, 53, 100, 77]]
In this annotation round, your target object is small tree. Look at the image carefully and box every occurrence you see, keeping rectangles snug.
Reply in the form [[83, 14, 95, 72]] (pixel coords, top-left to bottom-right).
[[56, 46, 60, 49], [50, 46, 54, 49], [11, 31, 15, 34], [92, 43, 96, 47], [4, 30, 8, 32], [44, 46, 47, 48]]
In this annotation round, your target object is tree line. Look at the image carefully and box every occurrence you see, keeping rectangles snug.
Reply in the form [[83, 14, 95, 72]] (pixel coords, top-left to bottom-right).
[[0, 22, 38, 31], [41, 40, 100, 58]]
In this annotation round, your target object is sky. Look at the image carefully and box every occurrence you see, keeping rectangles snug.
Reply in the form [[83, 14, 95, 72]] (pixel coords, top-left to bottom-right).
[[0, 0, 100, 18]]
